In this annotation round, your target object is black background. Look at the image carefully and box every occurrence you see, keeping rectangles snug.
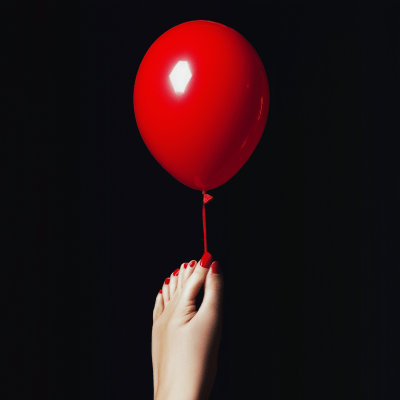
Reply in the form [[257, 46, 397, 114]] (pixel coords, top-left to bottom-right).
[[7, 1, 399, 399]]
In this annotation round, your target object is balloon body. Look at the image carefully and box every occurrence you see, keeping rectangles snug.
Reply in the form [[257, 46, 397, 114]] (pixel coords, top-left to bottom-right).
[[134, 20, 269, 191]]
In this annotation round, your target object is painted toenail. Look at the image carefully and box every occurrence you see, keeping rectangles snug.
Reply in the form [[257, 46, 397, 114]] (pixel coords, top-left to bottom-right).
[[165, 278, 170, 285], [189, 260, 196, 268], [159, 289, 162, 294], [199, 252, 213, 269], [211, 261, 221, 274], [184, 263, 189, 269], [173, 268, 180, 276]]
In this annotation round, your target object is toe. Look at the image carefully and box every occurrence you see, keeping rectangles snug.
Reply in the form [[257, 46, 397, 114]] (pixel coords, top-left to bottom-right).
[[169, 268, 180, 296], [197, 261, 224, 318], [177, 263, 187, 289], [162, 277, 170, 304], [153, 290, 164, 322], [181, 260, 196, 287], [183, 252, 213, 302]]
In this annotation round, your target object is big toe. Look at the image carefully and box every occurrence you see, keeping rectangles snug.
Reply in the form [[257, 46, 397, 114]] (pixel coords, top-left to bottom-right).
[[198, 261, 224, 317], [183, 252, 214, 302]]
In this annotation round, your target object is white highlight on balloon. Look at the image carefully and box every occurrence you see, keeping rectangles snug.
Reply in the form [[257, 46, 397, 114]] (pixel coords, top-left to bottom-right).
[[169, 61, 192, 93]]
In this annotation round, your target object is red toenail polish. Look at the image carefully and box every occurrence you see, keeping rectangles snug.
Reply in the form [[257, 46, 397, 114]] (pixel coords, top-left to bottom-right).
[[189, 260, 196, 268], [211, 261, 221, 274], [173, 268, 180, 276], [199, 252, 213, 269], [159, 289, 162, 294], [165, 278, 170, 285], [184, 263, 188, 269]]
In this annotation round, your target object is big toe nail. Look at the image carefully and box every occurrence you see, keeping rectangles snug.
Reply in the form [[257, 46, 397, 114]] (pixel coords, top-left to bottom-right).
[[199, 252, 213, 269]]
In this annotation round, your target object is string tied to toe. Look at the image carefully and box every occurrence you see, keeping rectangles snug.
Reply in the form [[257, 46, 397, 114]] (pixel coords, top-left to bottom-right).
[[202, 190, 213, 253]]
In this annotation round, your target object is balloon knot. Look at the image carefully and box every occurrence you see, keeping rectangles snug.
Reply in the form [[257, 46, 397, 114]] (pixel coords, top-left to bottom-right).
[[203, 193, 213, 204]]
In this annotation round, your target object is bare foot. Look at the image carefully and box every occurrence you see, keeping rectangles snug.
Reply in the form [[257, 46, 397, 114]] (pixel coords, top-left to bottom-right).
[[152, 252, 224, 400]]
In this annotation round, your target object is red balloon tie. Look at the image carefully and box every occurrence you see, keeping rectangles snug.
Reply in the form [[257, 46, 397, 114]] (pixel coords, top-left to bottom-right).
[[202, 190, 213, 253]]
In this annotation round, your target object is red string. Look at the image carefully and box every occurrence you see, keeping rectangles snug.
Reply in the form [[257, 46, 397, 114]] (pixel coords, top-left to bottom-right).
[[202, 191, 207, 253], [202, 190, 213, 254]]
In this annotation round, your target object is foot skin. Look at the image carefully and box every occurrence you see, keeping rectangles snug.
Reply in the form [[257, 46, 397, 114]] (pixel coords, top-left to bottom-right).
[[152, 252, 224, 400]]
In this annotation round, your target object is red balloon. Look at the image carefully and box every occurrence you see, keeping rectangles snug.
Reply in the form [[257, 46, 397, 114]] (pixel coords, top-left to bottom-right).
[[133, 20, 269, 192]]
